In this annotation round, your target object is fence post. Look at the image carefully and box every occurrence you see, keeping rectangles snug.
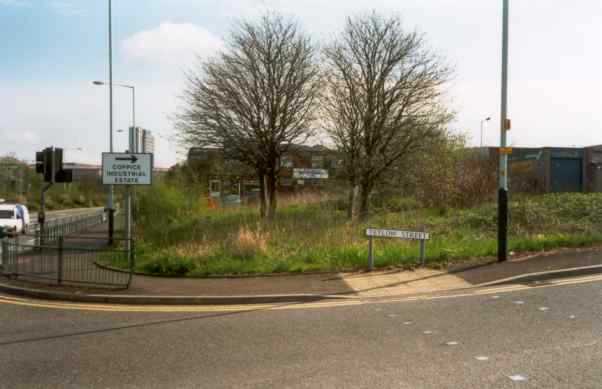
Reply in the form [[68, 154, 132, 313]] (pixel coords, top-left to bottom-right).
[[367, 235, 374, 271], [420, 239, 426, 267], [127, 238, 135, 288], [57, 236, 64, 285]]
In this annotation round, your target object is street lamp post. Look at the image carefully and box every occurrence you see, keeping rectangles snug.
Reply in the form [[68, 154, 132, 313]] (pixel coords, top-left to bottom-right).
[[498, 0, 510, 262], [107, 0, 115, 245], [480, 116, 491, 150], [93, 81, 135, 255]]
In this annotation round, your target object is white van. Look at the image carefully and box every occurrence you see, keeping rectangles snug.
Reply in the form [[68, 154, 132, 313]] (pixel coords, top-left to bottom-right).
[[0, 203, 30, 236]]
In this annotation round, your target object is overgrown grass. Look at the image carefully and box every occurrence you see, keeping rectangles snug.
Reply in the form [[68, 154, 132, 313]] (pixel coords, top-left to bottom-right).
[[99, 192, 602, 276]]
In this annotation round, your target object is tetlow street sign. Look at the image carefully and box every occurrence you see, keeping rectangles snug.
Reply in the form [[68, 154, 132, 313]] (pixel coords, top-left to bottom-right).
[[102, 153, 153, 185], [365, 228, 431, 271], [366, 228, 430, 241]]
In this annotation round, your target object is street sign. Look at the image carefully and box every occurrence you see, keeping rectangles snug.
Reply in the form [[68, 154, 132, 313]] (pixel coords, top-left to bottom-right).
[[293, 168, 329, 179], [102, 153, 153, 185], [365, 228, 430, 271], [366, 228, 430, 240], [499, 147, 513, 155]]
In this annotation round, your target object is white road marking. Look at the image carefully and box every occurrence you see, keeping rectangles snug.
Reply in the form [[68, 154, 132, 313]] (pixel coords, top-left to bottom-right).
[[445, 341, 459, 346], [475, 356, 489, 361], [508, 374, 528, 382], [423, 330, 433, 335], [569, 315, 576, 319], [538, 306, 549, 311], [403, 321, 413, 325], [513, 300, 525, 305], [387, 314, 398, 318]]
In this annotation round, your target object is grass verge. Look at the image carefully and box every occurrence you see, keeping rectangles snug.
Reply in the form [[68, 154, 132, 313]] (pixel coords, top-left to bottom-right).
[[98, 193, 602, 277]]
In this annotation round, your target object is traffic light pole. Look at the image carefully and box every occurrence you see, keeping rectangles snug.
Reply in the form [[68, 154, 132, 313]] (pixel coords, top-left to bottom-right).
[[498, 0, 510, 262]]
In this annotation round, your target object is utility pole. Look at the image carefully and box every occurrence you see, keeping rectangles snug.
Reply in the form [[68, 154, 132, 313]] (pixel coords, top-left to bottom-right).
[[498, 0, 510, 262]]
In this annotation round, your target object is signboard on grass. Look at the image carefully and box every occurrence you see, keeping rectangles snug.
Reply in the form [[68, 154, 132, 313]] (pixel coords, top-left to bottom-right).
[[366, 228, 430, 241]]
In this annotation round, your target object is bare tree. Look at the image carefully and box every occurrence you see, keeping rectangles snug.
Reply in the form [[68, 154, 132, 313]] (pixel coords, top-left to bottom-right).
[[175, 13, 321, 219], [322, 13, 454, 221]]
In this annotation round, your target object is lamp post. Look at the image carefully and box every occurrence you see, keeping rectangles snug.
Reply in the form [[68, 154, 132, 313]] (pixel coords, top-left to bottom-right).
[[102, 0, 115, 245], [93, 81, 135, 131], [480, 116, 491, 150], [498, 0, 510, 262], [93, 81, 135, 254]]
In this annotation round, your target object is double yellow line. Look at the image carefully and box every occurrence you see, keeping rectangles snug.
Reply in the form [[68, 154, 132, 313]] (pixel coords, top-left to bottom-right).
[[1, 273, 601, 313]]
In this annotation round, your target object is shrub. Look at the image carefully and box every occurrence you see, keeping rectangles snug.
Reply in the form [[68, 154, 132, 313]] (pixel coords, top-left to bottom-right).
[[142, 255, 196, 276], [225, 225, 268, 260]]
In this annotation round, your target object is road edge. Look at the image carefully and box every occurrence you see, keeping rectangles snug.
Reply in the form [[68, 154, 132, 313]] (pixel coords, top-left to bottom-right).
[[0, 280, 351, 305]]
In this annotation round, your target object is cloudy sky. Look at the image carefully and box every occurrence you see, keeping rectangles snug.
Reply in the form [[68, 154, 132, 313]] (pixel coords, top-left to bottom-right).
[[1, 0, 600, 167]]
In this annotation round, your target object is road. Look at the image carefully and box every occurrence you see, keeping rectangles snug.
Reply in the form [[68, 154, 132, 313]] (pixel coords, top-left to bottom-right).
[[0, 276, 600, 388], [30, 207, 105, 223]]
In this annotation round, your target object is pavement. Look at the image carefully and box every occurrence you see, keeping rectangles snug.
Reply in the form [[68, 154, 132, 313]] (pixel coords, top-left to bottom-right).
[[1, 276, 601, 388], [2, 242, 602, 304]]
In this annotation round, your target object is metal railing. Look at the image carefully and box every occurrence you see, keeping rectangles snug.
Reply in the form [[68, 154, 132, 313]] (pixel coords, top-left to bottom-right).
[[1, 236, 132, 289], [30, 210, 107, 244]]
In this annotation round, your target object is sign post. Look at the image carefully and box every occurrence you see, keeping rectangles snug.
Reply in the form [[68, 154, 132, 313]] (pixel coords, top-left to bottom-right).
[[102, 152, 152, 278], [102, 153, 153, 185], [365, 228, 431, 270]]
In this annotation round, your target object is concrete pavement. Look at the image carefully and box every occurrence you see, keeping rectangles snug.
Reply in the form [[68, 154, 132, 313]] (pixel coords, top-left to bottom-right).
[[4, 246, 602, 305], [0, 276, 600, 388]]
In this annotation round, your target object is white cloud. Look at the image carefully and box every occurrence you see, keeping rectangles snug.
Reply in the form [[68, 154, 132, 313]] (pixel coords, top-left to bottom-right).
[[49, 1, 87, 16], [121, 22, 223, 67]]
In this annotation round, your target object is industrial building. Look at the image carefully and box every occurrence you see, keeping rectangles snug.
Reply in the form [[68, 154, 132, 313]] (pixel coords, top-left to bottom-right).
[[488, 145, 602, 194]]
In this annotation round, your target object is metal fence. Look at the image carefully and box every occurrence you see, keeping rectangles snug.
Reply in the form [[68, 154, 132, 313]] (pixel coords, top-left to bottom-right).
[[1, 237, 132, 289], [30, 210, 107, 244]]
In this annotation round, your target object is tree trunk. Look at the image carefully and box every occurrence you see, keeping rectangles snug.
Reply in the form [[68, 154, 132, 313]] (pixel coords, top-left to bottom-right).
[[347, 184, 355, 219], [359, 182, 372, 218], [265, 172, 278, 220], [351, 180, 372, 223], [258, 173, 266, 218], [350, 184, 362, 223]]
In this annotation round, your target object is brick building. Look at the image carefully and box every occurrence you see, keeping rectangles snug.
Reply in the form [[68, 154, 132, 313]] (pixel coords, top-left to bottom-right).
[[187, 145, 341, 204]]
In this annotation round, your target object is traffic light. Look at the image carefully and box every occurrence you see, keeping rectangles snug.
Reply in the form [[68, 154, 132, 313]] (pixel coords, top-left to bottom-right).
[[34, 147, 72, 183], [54, 148, 63, 174], [35, 151, 45, 174], [43, 147, 54, 182], [55, 168, 73, 183]]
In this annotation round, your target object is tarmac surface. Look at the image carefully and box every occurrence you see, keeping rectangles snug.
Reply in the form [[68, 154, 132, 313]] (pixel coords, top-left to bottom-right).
[[0, 275, 600, 388]]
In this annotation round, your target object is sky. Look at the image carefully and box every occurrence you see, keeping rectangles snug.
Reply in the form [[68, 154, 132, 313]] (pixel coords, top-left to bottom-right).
[[0, 0, 600, 168]]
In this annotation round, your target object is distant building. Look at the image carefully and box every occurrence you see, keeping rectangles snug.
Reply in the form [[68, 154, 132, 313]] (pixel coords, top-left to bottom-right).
[[186, 145, 342, 203], [484, 145, 602, 193], [129, 127, 155, 154]]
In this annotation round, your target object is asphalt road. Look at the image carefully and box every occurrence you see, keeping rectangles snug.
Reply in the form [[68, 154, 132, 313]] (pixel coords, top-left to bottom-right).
[[30, 207, 105, 223], [0, 279, 601, 389]]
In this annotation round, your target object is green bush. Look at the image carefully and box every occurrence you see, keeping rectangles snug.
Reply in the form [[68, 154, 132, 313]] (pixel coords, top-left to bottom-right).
[[142, 255, 197, 276]]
